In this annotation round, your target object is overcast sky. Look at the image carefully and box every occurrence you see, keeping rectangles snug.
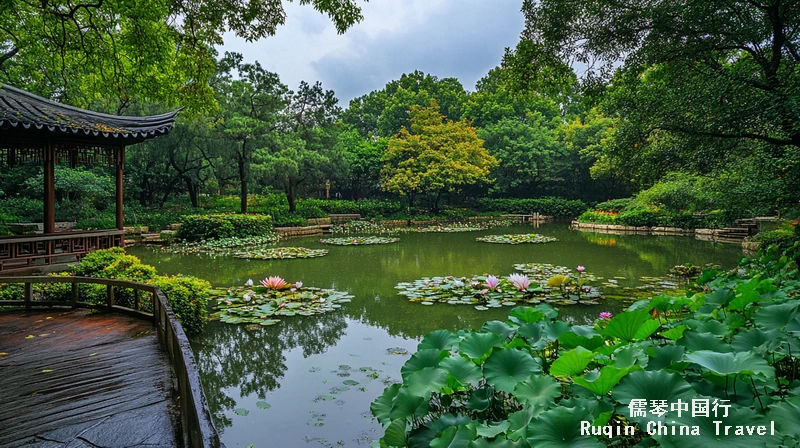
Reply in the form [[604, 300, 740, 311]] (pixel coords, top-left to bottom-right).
[[219, 0, 525, 105]]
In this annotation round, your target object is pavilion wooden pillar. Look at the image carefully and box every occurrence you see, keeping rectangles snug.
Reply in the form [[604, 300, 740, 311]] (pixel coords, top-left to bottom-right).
[[115, 146, 125, 231], [43, 142, 56, 234]]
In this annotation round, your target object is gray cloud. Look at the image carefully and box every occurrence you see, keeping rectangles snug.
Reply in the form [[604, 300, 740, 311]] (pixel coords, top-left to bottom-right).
[[312, 0, 524, 104]]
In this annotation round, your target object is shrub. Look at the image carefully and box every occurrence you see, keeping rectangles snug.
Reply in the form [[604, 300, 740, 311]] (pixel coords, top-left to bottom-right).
[[0, 197, 43, 223], [577, 210, 618, 224], [593, 198, 633, 213], [178, 213, 273, 241], [476, 197, 588, 217], [61, 248, 210, 333], [617, 205, 661, 227], [272, 214, 307, 227], [303, 199, 405, 218], [295, 202, 328, 219], [149, 275, 210, 335], [754, 229, 799, 249]]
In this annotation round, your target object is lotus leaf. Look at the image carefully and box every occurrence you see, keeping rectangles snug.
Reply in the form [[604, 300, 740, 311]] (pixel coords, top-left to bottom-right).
[[233, 247, 328, 259], [319, 236, 399, 245], [476, 233, 558, 244]]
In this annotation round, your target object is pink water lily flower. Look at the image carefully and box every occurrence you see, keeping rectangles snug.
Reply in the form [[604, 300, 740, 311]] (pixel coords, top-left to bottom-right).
[[261, 276, 287, 289], [599, 312, 613, 320], [481, 289, 489, 296], [507, 273, 531, 291], [486, 275, 500, 290], [577, 265, 586, 273], [295, 282, 303, 288]]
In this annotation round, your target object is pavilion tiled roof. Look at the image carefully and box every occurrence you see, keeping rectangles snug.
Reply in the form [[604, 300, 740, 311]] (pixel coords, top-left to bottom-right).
[[0, 83, 181, 144]]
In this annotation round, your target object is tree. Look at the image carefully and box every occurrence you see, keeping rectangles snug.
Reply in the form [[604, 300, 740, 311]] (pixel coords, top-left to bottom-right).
[[0, 0, 365, 113], [479, 117, 563, 197], [335, 129, 387, 199], [255, 81, 343, 212], [343, 71, 468, 138], [511, 0, 800, 150], [381, 101, 497, 210], [215, 53, 289, 213]]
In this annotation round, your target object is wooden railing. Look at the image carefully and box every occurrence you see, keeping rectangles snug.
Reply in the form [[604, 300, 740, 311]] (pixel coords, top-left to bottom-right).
[[0, 276, 222, 448], [0, 230, 124, 272]]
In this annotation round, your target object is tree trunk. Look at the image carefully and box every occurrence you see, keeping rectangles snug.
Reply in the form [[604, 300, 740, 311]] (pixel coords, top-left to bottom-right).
[[185, 178, 199, 208], [286, 185, 296, 213], [433, 190, 443, 212], [237, 151, 248, 214]]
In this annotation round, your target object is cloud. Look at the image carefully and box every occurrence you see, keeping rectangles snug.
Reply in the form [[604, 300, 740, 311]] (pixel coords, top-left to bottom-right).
[[218, 0, 525, 104]]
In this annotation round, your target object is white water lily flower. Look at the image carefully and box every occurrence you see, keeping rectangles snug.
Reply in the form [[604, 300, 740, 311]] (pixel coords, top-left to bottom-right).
[[246, 279, 254, 286]]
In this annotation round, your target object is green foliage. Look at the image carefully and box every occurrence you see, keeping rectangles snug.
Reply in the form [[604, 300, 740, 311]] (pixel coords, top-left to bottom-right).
[[302, 199, 404, 219], [372, 243, 800, 447], [755, 229, 800, 250], [67, 248, 209, 333], [178, 214, 273, 241], [294, 202, 327, 219], [594, 199, 633, 213], [382, 101, 498, 209], [476, 197, 588, 218]]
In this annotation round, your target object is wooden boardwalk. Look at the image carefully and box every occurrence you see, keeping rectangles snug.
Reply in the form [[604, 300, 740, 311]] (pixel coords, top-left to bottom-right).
[[0, 309, 179, 447]]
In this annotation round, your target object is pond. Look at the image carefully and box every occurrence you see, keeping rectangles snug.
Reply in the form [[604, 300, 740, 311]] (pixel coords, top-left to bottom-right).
[[127, 223, 744, 447]]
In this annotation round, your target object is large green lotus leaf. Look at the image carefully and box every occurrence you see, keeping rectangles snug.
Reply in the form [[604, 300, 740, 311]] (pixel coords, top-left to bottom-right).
[[466, 387, 494, 412], [684, 350, 774, 378], [692, 319, 731, 337], [383, 418, 409, 448], [419, 330, 460, 351], [459, 332, 502, 362], [731, 329, 783, 353], [729, 289, 761, 312], [646, 345, 687, 371], [603, 309, 656, 341], [543, 321, 571, 340], [408, 413, 473, 448], [483, 348, 541, 393], [754, 302, 800, 330], [550, 347, 596, 377], [614, 346, 648, 369], [482, 321, 516, 340], [401, 349, 449, 379], [407, 367, 449, 397], [573, 365, 630, 395], [525, 406, 605, 448], [613, 370, 695, 424], [769, 397, 800, 438], [660, 325, 689, 341], [506, 407, 535, 441], [509, 306, 546, 324], [513, 375, 561, 410], [430, 425, 477, 448], [440, 356, 483, 387], [475, 421, 510, 438], [649, 294, 690, 312], [559, 326, 605, 351], [654, 405, 781, 448], [677, 331, 733, 353], [467, 436, 524, 448], [390, 386, 429, 421], [372, 383, 401, 425], [535, 303, 559, 319], [517, 323, 547, 349]]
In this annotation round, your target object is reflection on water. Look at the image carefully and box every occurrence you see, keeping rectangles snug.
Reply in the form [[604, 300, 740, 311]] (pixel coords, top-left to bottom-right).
[[128, 224, 744, 447]]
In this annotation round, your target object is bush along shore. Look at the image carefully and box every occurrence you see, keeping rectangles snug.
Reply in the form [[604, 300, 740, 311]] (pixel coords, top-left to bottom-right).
[[371, 241, 800, 447]]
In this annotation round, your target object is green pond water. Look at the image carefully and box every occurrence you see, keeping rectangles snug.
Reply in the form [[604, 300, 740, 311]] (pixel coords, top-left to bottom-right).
[[127, 223, 744, 447]]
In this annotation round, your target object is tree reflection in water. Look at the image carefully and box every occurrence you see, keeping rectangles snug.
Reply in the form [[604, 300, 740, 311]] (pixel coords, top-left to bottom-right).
[[190, 310, 347, 429]]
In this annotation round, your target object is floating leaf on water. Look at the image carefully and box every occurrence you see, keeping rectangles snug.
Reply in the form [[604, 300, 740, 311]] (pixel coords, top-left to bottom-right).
[[386, 347, 409, 355], [25, 335, 34, 339], [476, 233, 558, 245], [343, 380, 359, 386], [41, 369, 54, 373], [420, 301, 434, 306], [319, 236, 399, 246], [256, 401, 271, 410], [234, 408, 249, 416], [474, 306, 489, 311]]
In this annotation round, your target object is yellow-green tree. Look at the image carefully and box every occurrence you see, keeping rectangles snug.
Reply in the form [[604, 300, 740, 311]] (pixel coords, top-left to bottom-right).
[[381, 101, 497, 209]]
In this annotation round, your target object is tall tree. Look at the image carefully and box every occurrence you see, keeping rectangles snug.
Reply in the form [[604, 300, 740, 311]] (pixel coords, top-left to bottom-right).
[[215, 53, 289, 213], [0, 0, 366, 113], [381, 101, 497, 210], [511, 0, 800, 151]]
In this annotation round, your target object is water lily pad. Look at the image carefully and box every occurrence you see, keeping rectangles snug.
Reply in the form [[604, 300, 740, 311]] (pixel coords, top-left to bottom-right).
[[476, 233, 558, 244], [234, 408, 249, 416], [319, 236, 399, 246], [343, 379, 360, 386], [256, 401, 271, 409], [165, 235, 281, 256], [234, 247, 328, 260]]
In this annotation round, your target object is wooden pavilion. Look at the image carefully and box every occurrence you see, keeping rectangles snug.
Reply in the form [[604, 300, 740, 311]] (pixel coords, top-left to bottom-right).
[[0, 84, 180, 272]]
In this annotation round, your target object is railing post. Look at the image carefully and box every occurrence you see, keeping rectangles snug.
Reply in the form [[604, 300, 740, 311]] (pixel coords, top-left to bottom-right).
[[71, 281, 78, 308], [24, 282, 32, 311], [134, 289, 140, 311], [106, 285, 114, 309]]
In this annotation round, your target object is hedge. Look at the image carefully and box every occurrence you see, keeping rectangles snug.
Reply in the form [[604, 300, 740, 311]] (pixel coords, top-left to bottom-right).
[[475, 197, 589, 218], [178, 213, 273, 241]]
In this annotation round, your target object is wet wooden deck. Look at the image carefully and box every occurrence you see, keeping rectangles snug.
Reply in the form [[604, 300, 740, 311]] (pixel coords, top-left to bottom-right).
[[0, 309, 179, 447]]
